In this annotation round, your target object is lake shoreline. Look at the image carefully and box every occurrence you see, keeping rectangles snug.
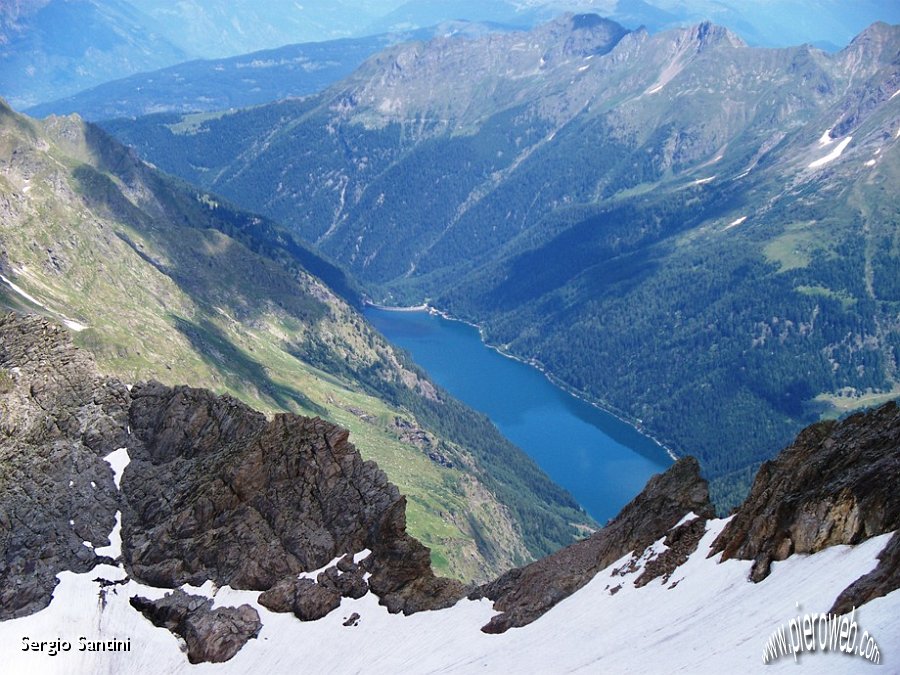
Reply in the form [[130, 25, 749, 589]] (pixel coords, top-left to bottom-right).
[[365, 300, 679, 464]]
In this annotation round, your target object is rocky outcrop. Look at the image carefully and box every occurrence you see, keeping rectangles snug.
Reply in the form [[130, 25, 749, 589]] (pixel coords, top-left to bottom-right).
[[0, 313, 130, 619], [0, 312, 465, 636], [830, 531, 900, 615], [130, 591, 261, 664], [470, 457, 714, 633], [365, 498, 466, 614], [634, 516, 707, 588], [258, 578, 341, 621], [121, 379, 465, 613], [711, 402, 900, 582]]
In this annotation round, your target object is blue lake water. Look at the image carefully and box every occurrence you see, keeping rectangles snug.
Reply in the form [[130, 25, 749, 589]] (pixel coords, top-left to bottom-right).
[[364, 307, 672, 523]]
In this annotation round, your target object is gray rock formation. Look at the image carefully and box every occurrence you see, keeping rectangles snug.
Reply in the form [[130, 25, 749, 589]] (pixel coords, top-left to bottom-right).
[[0, 313, 130, 619], [470, 456, 714, 633], [121, 379, 465, 612], [711, 401, 900, 582], [0, 313, 465, 653], [130, 591, 261, 664]]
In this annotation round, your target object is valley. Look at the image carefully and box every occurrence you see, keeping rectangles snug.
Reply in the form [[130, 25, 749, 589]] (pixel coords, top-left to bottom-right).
[[102, 15, 900, 509], [0, 101, 593, 582], [365, 306, 671, 522]]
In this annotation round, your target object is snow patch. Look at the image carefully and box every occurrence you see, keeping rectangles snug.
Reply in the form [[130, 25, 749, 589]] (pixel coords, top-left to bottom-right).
[[865, 159, 877, 167], [890, 89, 900, 101], [62, 319, 88, 332], [725, 216, 747, 230], [646, 84, 663, 95], [0, 273, 48, 310], [818, 128, 834, 147], [577, 64, 590, 72], [0, 273, 88, 332], [95, 511, 122, 559], [692, 176, 716, 185], [673, 511, 700, 528], [0, 520, 896, 674], [809, 136, 852, 169], [104, 448, 130, 490]]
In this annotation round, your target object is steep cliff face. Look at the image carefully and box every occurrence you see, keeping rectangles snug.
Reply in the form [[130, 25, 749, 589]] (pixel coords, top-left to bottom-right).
[[712, 402, 900, 583], [0, 313, 463, 658]]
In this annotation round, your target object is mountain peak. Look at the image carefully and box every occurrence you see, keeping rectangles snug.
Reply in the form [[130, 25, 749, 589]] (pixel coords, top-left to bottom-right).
[[536, 12, 630, 61], [690, 20, 746, 50]]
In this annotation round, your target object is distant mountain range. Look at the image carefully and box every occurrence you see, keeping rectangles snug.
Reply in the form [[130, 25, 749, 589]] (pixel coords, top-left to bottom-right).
[[103, 15, 900, 508], [5, 0, 900, 111], [25, 22, 513, 121]]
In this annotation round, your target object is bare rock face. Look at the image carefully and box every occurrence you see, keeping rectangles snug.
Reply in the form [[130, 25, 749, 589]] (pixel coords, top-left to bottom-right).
[[470, 456, 714, 633], [634, 516, 707, 589], [711, 402, 900, 583], [122, 380, 401, 589], [130, 591, 261, 664], [365, 498, 467, 615], [121, 381, 466, 612], [0, 313, 130, 619]]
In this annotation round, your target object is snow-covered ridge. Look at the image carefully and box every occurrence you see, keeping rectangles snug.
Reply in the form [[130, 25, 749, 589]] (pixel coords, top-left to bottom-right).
[[3, 517, 895, 674]]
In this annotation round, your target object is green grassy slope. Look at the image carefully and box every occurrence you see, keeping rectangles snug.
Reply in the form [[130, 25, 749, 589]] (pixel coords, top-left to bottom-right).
[[0, 101, 592, 580]]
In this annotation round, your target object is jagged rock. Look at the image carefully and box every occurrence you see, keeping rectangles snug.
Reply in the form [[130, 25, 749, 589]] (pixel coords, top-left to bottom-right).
[[0, 313, 467, 630], [130, 591, 261, 664], [634, 516, 707, 588], [367, 499, 467, 614], [258, 578, 341, 621], [121, 381, 465, 613], [317, 564, 369, 599], [293, 580, 341, 621], [121, 381, 401, 589], [0, 313, 130, 619], [343, 612, 361, 627], [470, 457, 713, 633], [336, 554, 358, 573], [711, 402, 900, 582]]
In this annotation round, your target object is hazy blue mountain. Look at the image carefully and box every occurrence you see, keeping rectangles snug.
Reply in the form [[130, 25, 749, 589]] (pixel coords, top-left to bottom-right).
[[124, 0, 400, 58], [7, 0, 898, 110], [0, 0, 187, 109], [26, 22, 513, 121]]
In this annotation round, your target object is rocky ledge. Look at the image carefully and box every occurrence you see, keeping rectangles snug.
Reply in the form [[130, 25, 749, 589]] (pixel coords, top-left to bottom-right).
[[0, 313, 130, 619]]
